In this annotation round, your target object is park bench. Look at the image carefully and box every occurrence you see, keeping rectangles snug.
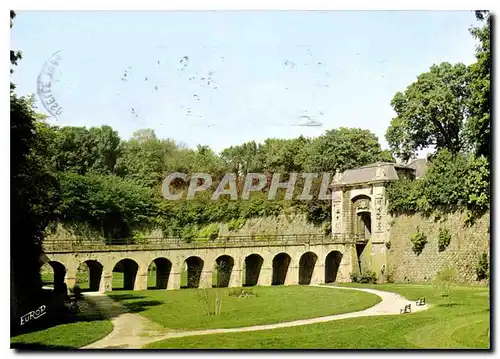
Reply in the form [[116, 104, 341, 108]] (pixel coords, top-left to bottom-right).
[[416, 297, 425, 306], [400, 304, 411, 314]]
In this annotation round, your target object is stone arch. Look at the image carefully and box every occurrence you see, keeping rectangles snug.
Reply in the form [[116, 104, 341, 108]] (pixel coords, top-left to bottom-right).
[[76, 260, 103, 292], [272, 252, 291, 285], [112, 258, 139, 290], [325, 251, 343, 283], [148, 258, 172, 289], [184, 256, 204, 288], [214, 255, 234, 288], [299, 252, 318, 285], [351, 195, 372, 238], [42, 261, 67, 292], [244, 254, 263, 287]]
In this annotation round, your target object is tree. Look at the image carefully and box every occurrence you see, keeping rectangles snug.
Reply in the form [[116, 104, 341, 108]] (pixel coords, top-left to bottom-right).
[[88, 125, 121, 173], [52, 125, 121, 175], [220, 141, 262, 175], [466, 11, 491, 160], [298, 127, 386, 172], [386, 62, 469, 162], [57, 172, 160, 239], [259, 136, 309, 173], [11, 11, 63, 334], [115, 129, 174, 187], [53, 126, 94, 174]]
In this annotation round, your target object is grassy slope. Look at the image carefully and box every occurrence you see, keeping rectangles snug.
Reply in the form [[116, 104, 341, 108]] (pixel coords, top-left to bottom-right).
[[145, 284, 490, 349], [107, 285, 380, 330]]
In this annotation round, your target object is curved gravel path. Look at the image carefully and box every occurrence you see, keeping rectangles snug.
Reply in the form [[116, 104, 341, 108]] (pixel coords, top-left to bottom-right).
[[81, 285, 430, 349]]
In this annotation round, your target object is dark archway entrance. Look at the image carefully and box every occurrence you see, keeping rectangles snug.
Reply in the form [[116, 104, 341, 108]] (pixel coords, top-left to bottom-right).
[[148, 258, 172, 289], [214, 255, 234, 288], [244, 254, 263, 286], [184, 256, 204, 288], [272, 253, 291, 285], [42, 261, 66, 292], [299, 252, 318, 285], [112, 259, 139, 290], [355, 243, 367, 273], [325, 251, 343, 283], [76, 260, 103, 292]]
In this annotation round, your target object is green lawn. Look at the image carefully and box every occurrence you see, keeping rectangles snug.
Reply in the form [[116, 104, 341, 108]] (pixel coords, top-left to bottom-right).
[[11, 296, 113, 350], [107, 285, 380, 330], [145, 283, 490, 349], [11, 320, 113, 350]]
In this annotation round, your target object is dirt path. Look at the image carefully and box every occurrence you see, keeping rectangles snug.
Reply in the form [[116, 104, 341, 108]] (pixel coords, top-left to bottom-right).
[[81, 285, 430, 349]]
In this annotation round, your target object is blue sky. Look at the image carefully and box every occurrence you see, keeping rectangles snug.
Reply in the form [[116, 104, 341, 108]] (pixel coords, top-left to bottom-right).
[[10, 10, 480, 153]]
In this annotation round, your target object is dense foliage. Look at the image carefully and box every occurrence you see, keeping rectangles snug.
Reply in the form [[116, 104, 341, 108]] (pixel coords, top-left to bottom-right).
[[23, 121, 391, 240], [386, 150, 489, 222], [385, 13, 490, 222]]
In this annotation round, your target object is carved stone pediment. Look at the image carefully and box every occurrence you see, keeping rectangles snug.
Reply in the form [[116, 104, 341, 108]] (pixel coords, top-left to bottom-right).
[[354, 199, 370, 212]]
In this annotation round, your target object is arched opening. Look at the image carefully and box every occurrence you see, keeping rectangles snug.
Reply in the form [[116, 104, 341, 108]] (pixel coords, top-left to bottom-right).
[[325, 251, 343, 283], [213, 255, 234, 288], [148, 258, 172, 289], [351, 195, 372, 239], [299, 252, 318, 285], [76, 260, 103, 292], [272, 253, 291, 285], [244, 254, 263, 287], [183, 256, 204, 289], [112, 259, 139, 290], [41, 261, 66, 292], [357, 212, 371, 238]]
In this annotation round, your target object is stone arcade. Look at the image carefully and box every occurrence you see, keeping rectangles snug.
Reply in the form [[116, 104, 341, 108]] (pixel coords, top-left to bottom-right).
[[42, 161, 423, 292]]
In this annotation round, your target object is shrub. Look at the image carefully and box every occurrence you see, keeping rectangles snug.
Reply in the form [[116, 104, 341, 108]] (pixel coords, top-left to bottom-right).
[[350, 270, 377, 284], [385, 241, 391, 250], [197, 223, 219, 241], [476, 252, 489, 281], [411, 227, 428, 256], [438, 228, 451, 252], [227, 218, 246, 232], [181, 225, 198, 242]]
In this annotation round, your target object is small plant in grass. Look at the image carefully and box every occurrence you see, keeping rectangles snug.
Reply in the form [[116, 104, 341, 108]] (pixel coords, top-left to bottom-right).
[[411, 227, 427, 256], [228, 288, 256, 298], [475, 252, 489, 281], [437, 228, 451, 252], [433, 266, 457, 306]]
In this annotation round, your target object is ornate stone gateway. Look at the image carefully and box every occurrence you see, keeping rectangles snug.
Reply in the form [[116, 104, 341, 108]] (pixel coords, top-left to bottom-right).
[[330, 162, 417, 279]]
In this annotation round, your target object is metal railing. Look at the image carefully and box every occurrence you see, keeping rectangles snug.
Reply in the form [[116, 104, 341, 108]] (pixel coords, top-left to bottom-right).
[[42, 233, 368, 253]]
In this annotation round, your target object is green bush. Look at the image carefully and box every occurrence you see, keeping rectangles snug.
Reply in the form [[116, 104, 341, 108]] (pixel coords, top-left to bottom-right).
[[475, 252, 489, 281], [411, 227, 428, 256], [438, 228, 451, 252], [227, 218, 246, 232], [350, 270, 378, 284], [386, 150, 490, 223], [198, 223, 219, 241]]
